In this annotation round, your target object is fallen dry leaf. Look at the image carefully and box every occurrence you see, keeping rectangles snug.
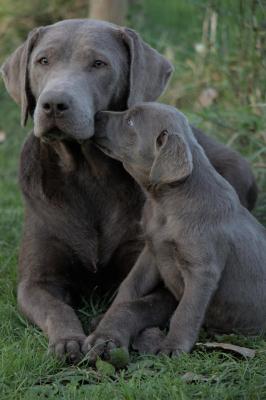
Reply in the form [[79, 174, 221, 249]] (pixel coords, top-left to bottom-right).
[[194, 42, 206, 55], [253, 162, 266, 169], [196, 342, 256, 359], [198, 88, 218, 108], [0, 131, 6, 143]]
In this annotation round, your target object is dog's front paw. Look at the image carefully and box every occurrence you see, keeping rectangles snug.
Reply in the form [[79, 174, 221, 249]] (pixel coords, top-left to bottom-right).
[[82, 332, 129, 367], [157, 338, 191, 358], [157, 345, 183, 358], [49, 335, 86, 364]]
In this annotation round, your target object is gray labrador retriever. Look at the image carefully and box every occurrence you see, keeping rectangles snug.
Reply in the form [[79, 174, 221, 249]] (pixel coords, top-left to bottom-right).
[[83, 103, 266, 361], [1, 19, 258, 363]]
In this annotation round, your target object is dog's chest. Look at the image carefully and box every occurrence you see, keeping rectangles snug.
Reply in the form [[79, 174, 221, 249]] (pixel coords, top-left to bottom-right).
[[143, 199, 188, 299], [143, 199, 180, 246]]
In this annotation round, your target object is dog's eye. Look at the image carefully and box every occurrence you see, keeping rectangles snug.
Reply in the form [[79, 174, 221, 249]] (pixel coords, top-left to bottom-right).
[[38, 57, 49, 65], [127, 118, 134, 127], [157, 130, 168, 147], [93, 60, 107, 68]]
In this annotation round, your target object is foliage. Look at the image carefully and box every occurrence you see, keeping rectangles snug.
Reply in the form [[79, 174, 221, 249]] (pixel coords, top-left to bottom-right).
[[0, 0, 88, 58]]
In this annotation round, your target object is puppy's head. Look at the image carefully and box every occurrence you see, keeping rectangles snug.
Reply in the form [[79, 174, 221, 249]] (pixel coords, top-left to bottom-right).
[[94, 102, 194, 186]]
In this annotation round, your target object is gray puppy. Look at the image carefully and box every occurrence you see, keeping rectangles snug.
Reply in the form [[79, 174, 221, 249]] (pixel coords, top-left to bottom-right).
[[84, 102, 266, 361]]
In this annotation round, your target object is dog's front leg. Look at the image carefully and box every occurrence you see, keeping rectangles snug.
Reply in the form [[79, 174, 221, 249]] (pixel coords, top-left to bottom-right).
[[111, 245, 161, 306], [18, 280, 86, 364], [158, 263, 220, 357], [82, 247, 168, 362]]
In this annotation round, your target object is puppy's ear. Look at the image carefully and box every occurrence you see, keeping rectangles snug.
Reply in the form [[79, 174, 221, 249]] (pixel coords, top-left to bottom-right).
[[121, 28, 173, 107], [1, 27, 43, 126], [150, 132, 193, 185]]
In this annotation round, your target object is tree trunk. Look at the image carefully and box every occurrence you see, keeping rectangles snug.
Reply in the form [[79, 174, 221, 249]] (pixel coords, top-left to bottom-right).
[[89, 0, 128, 25]]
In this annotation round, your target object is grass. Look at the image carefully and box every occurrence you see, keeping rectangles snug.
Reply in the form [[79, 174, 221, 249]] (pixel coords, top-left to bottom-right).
[[0, 1, 266, 399]]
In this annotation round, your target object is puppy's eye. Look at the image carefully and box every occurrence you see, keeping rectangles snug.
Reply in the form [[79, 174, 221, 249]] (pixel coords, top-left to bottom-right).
[[38, 57, 49, 65], [127, 118, 134, 127], [156, 130, 168, 147], [93, 60, 107, 68]]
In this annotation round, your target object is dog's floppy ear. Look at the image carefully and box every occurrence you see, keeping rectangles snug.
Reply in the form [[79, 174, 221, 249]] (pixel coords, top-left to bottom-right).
[[121, 28, 173, 107], [150, 131, 193, 185], [1, 27, 43, 126]]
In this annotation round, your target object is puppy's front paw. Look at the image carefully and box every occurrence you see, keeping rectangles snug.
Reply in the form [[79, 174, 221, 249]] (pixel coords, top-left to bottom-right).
[[82, 332, 129, 367], [157, 345, 184, 358], [49, 335, 86, 364], [157, 338, 191, 358]]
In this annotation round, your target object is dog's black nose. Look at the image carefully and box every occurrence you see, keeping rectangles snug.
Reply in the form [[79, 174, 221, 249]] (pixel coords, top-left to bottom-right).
[[41, 91, 71, 117], [42, 102, 69, 115]]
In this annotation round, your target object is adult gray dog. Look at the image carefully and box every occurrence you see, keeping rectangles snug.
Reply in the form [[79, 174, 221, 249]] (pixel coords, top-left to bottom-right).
[[1, 19, 257, 363], [83, 103, 266, 363]]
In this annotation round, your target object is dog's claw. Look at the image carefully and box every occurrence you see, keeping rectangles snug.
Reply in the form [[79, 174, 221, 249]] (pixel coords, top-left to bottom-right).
[[156, 342, 185, 358]]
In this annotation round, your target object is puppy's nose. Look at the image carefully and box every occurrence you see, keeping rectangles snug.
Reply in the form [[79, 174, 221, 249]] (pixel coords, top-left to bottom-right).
[[41, 91, 71, 117]]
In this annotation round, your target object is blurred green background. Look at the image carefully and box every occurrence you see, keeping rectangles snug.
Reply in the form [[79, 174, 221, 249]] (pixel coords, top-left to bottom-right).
[[0, 1, 266, 399]]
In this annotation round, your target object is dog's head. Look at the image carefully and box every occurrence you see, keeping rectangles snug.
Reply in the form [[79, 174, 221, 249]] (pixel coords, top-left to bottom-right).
[[1, 19, 173, 142], [94, 102, 194, 186]]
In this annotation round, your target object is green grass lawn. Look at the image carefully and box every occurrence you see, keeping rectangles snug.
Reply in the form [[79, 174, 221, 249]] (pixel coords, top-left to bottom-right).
[[0, 1, 266, 399]]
